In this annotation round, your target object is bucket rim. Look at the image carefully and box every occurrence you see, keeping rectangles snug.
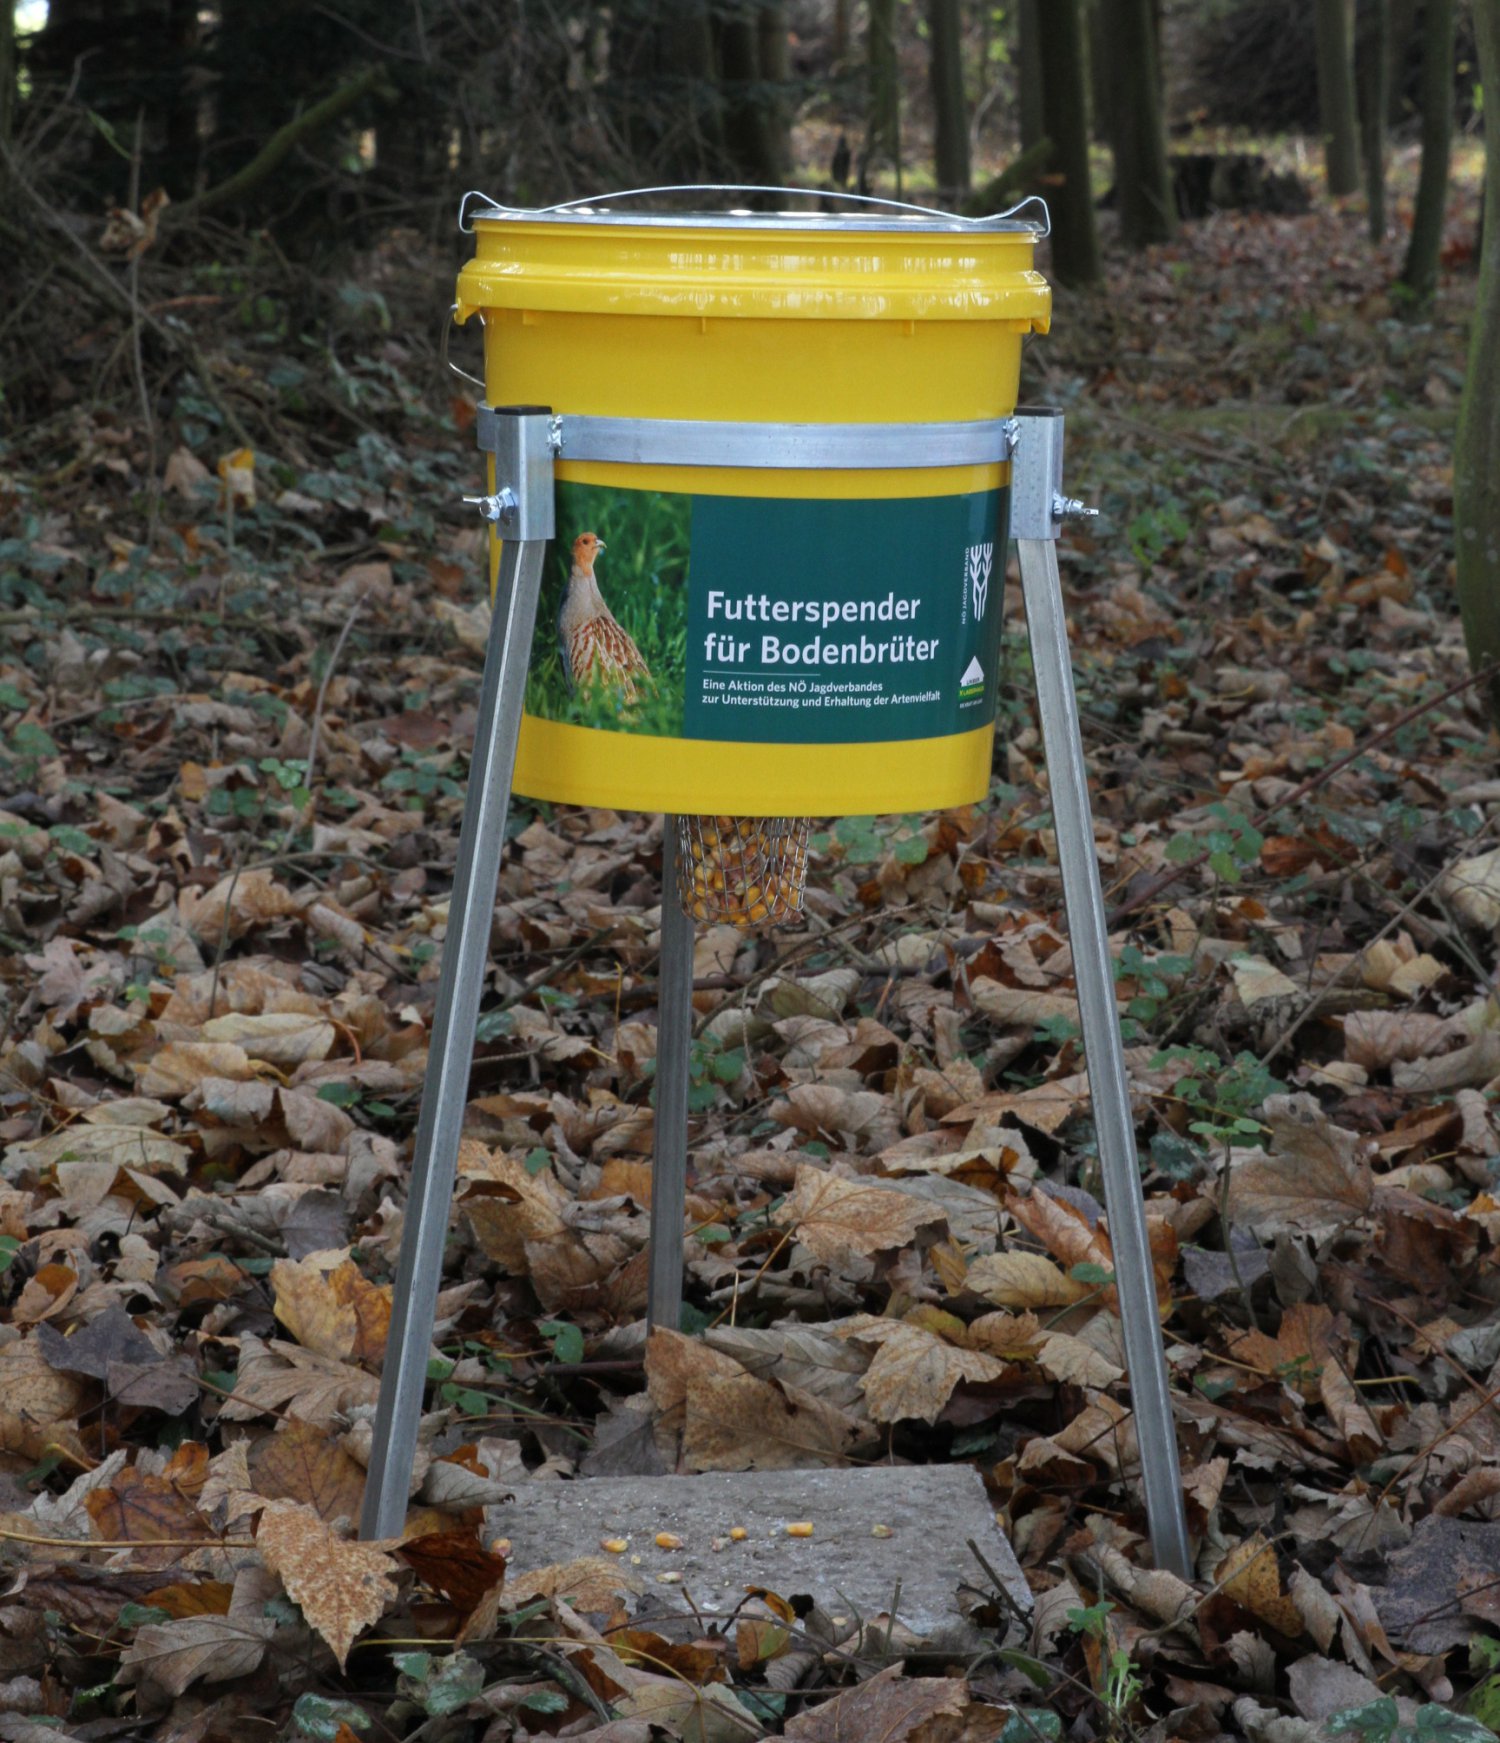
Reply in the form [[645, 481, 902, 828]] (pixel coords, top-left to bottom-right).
[[459, 184, 1050, 239]]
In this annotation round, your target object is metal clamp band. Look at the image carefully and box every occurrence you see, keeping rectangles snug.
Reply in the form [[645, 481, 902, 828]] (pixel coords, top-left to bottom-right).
[[476, 405, 1019, 471]]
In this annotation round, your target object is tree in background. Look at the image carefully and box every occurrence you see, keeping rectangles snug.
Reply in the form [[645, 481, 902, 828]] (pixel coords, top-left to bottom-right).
[[1018, 0, 1045, 157], [1102, 0, 1176, 247], [928, 0, 970, 202], [1036, 0, 1100, 287], [720, 0, 790, 190], [1399, 0, 1457, 300], [1456, 0, 1500, 728], [1314, 0, 1361, 194], [1357, 0, 1389, 242], [866, 0, 901, 188]]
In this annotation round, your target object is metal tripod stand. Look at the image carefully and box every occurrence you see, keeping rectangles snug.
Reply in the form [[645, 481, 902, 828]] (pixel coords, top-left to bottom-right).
[[358, 405, 1192, 1581]]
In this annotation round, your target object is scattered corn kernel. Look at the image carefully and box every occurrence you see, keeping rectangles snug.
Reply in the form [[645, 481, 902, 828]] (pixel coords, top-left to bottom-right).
[[659, 1571, 683, 1584], [871, 1524, 894, 1539], [600, 1536, 629, 1554], [655, 1531, 685, 1550], [488, 1537, 512, 1557], [729, 1526, 748, 1542], [785, 1522, 814, 1538], [630, 1554, 642, 1565]]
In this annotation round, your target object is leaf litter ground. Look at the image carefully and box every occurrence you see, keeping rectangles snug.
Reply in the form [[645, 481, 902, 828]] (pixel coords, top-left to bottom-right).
[[2, 168, 1500, 1739]]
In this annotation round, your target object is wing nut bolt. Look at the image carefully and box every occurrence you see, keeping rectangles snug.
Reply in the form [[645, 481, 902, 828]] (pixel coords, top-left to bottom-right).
[[463, 487, 519, 525]]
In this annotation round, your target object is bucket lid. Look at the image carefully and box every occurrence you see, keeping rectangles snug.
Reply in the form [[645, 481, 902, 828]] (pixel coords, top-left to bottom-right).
[[459, 184, 1050, 238]]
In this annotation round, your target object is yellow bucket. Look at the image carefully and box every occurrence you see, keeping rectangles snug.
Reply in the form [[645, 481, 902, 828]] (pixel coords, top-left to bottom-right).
[[455, 194, 1051, 818]]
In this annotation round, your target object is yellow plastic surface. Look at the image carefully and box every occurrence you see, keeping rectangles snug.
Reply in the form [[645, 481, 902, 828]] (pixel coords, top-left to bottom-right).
[[459, 210, 1051, 816]]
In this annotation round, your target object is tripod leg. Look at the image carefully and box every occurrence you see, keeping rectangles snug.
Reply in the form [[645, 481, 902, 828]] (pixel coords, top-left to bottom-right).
[[647, 820, 694, 1332], [1017, 535, 1193, 1580], [360, 532, 547, 1540]]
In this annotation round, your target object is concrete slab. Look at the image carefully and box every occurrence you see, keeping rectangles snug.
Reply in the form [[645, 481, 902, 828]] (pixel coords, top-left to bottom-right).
[[487, 1464, 1030, 1654]]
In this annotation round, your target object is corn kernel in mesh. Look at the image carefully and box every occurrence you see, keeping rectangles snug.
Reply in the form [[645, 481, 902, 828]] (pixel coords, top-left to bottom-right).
[[675, 814, 808, 927]]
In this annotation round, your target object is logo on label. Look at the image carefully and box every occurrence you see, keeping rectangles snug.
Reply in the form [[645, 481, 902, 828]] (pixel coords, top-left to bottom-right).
[[966, 542, 994, 621], [958, 653, 985, 705]]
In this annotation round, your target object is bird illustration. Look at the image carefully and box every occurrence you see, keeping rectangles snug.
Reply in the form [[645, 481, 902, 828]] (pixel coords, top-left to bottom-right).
[[558, 531, 649, 704]]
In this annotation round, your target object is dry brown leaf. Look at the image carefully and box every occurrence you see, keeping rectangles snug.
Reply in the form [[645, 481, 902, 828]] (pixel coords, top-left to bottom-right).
[[116, 1611, 273, 1702], [681, 1371, 865, 1471], [965, 1250, 1090, 1311], [459, 1145, 569, 1269], [646, 1327, 751, 1421], [135, 1041, 258, 1098], [504, 1555, 643, 1612], [782, 1662, 968, 1742], [0, 1333, 89, 1463], [271, 1251, 391, 1365], [219, 1335, 381, 1426], [1225, 1096, 1374, 1235], [1036, 1330, 1125, 1388], [199, 1011, 337, 1067], [397, 1527, 508, 1615], [772, 1165, 947, 1264], [86, 1458, 213, 1565], [841, 1321, 1008, 1425], [256, 1499, 399, 1670], [248, 1418, 367, 1523], [1216, 1532, 1304, 1637], [969, 977, 1082, 1028]]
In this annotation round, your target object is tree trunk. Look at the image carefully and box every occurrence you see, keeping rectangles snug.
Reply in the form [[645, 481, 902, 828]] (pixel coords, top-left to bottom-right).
[[833, 0, 850, 64], [1357, 0, 1388, 242], [720, 1, 786, 190], [1087, 0, 1114, 147], [865, 0, 901, 189], [0, 1, 14, 146], [1399, 0, 1456, 300], [1454, 0, 1500, 729], [1018, 0, 1045, 155], [1036, 0, 1100, 287], [928, 0, 969, 201], [1314, 0, 1361, 195], [1105, 0, 1176, 247]]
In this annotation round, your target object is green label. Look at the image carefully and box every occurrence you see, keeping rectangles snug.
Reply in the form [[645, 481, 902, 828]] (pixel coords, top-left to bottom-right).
[[526, 480, 1007, 744]]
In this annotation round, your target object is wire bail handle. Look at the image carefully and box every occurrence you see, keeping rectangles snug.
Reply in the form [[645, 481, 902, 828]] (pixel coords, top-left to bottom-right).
[[457, 183, 1050, 237]]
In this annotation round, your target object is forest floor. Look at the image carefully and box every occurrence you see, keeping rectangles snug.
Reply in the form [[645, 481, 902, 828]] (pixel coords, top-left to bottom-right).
[[0, 152, 1498, 1741]]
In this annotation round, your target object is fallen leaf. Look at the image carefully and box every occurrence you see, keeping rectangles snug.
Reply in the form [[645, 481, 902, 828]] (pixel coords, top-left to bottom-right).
[[1215, 1533, 1304, 1637], [116, 1611, 273, 1702], [773, 1165, 947, 1264], [681, 1371, 866, 1470], [782, 1663, 968, 1741], [256, 1499, 399, 1670], [839, 1320, 1008, 1425], [965, 1250, 1090, 1310], [248, 1417, 367, 1523], [1225, 1095, 1374, 1235], [271, 1251, 391, 1365]]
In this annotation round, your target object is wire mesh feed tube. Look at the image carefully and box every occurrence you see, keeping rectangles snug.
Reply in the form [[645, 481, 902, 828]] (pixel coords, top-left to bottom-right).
[[1017, 530, 1192, 1581], [676, 814, 808, 926]]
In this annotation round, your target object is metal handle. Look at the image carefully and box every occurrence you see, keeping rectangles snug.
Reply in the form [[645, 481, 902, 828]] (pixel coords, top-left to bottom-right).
[[459, 184, 1050, 237], [440, 302, 485, 391]]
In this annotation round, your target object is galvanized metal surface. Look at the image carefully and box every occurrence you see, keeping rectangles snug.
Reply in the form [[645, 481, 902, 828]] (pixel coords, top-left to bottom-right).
[[1016, 527, 1192, 1580], [647, 822, 694, 1332], [360, 414, 554, 1542]]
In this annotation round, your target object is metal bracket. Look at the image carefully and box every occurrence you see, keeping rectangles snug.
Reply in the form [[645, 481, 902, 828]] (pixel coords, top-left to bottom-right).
[[465, 406, 556, 540], [1011, 406, 1191, 1580], [1009, 405, 1100, 540], [476, 404, 1019, 472], [362, 408, 555, 1543]]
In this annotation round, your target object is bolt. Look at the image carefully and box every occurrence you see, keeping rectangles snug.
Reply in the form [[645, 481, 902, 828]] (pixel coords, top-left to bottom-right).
[[1052, 492, 1098, 521], [462, 487, 518, 525]]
